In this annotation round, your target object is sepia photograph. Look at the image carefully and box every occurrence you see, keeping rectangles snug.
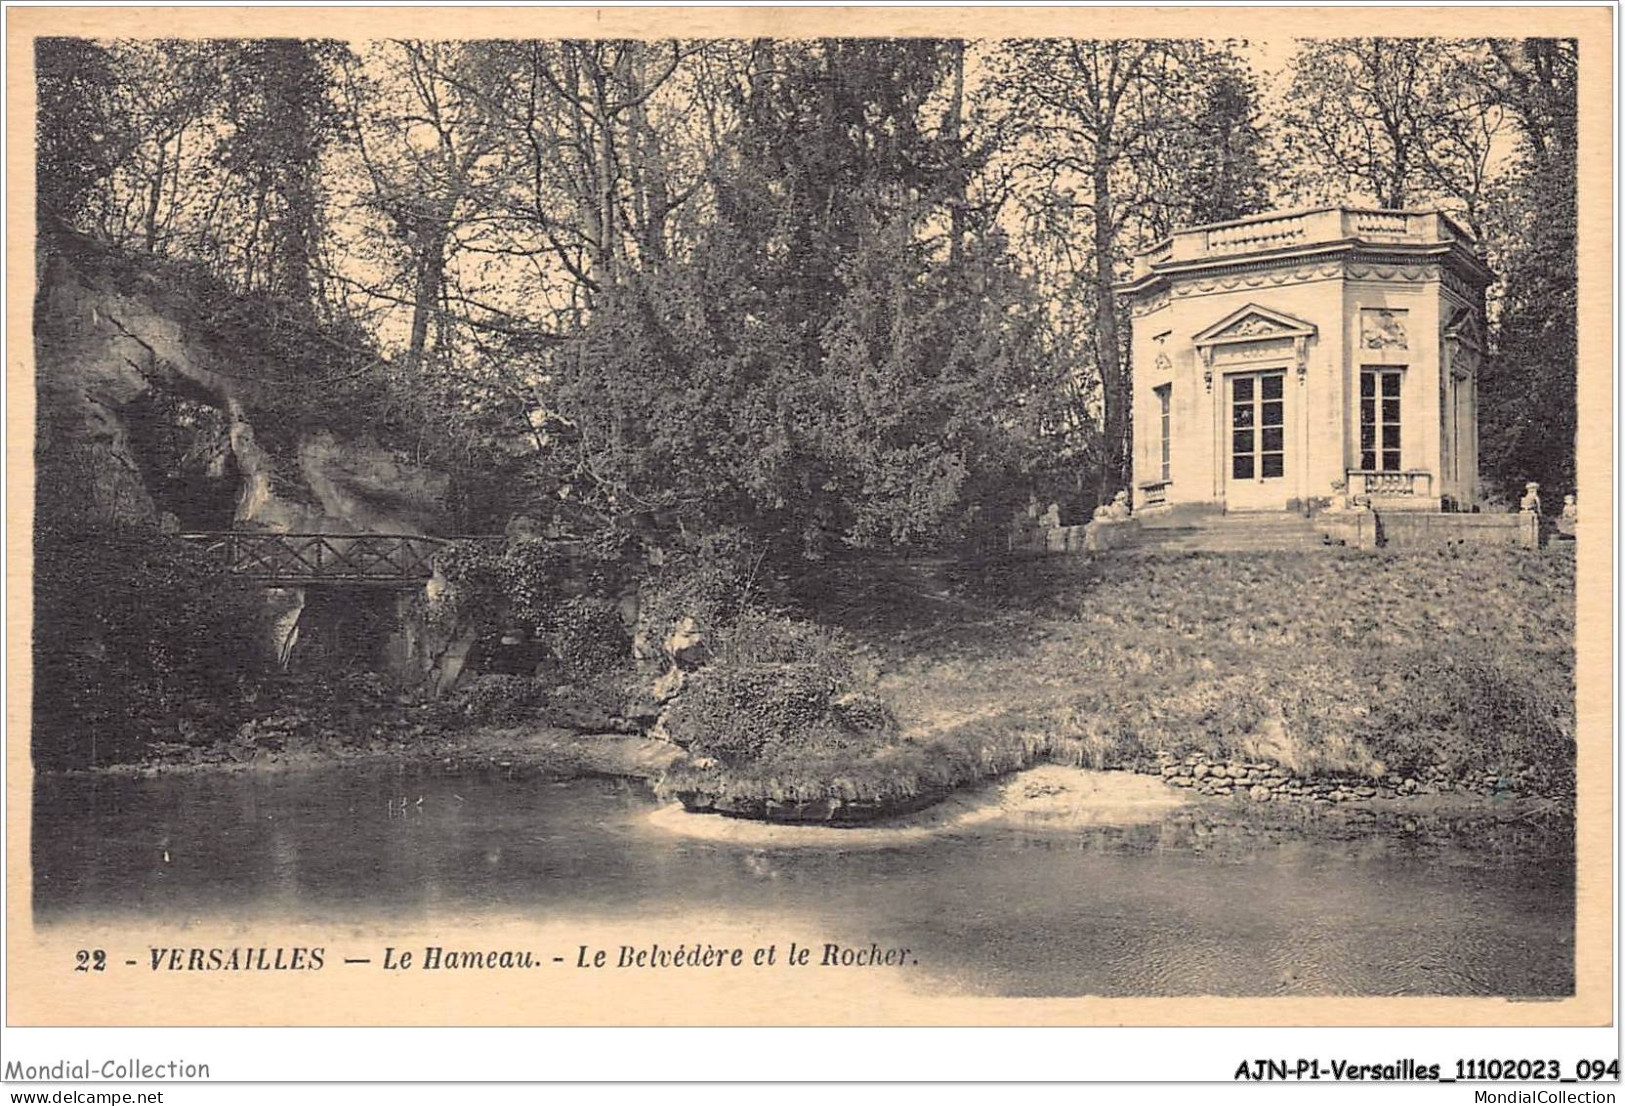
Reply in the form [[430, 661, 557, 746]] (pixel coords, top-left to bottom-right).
[[5, 5, 1610, 1047]]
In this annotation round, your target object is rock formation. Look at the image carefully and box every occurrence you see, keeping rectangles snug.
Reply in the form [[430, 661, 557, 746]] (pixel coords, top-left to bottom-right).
[[33, 233, 461, 685]]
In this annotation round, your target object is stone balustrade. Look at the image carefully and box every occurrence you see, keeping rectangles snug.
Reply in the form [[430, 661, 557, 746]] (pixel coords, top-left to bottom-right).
[[1346, 469, 1434, 499], [1131, 206, 1473, 277], [1203, 211, 1311, 255], [1347, 209, 1412, 236]]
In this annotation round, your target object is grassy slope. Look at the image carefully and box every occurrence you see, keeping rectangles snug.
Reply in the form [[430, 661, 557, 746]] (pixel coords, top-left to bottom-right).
[[793, 546, 1575, 795]]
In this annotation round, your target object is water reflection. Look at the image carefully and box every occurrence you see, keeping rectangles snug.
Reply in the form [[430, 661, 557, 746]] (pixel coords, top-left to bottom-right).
[[32, 765, 1573, 997]]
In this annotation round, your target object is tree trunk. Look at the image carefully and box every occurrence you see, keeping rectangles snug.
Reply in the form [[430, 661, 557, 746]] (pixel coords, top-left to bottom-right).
[[1386, 156, 1407, 209], [627, 60, 669, 271], [276, 166, 316, 308], [945, 39, 966, 266], [1093, 164, 1128, 498], [590, 54, 618, 284], [407, 229, 447, 374], [243, 183, 267, 292], [143, 142, 167, 252]]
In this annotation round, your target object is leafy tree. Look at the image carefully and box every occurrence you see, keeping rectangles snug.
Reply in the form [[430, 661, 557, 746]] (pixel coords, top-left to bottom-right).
[[35, 38, 127, 228], [78, 40, 221, 253], [1486, 38, 1577, 171], [337, 41, 515, 374], [989, 39, 1268, 496], [486, 39, 699, 289], [1170, 64, 1270, 228], [1477, 39, 1577, 502], [216, 38, 348, 306], [1280, 36, 1575, 502], [544, 39, 1056, 556]]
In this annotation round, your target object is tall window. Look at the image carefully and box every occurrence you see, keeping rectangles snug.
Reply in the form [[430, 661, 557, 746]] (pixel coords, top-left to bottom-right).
[[1155, 384, 1171, 483], [1230, 371, 1284, 480], [1360, 368, 1402, 471]]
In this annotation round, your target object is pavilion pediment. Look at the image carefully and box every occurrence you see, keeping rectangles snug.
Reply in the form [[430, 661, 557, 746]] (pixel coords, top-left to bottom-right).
[[1193, 304, 1318, 348], [1443, 306, 1484, 350], [1190, 304, 1318, 392]]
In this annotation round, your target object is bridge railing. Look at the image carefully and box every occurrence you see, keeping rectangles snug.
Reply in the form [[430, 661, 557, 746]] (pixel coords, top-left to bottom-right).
[[180, 531, 468, 585]]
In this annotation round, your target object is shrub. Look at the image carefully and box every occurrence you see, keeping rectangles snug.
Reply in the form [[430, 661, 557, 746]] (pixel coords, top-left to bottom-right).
[[637, 528, 765, 647], [32, 519, 270, 767], [431, 540, 507, 627], [1358, 644, 1575, 784], [435, 538, 569, 631], [499, 539, 573, 630], [434, 538, 636, 682], [665, 662, 841, 764], [662, 610, 893, 765], [715, 609, 867, 674], [452, 674, 546, 725], [551, 596, 631, 680], [543, 676, 632, 732]]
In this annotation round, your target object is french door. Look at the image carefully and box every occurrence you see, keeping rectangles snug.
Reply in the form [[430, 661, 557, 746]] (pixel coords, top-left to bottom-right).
[[1225, 369, 1287, 510]]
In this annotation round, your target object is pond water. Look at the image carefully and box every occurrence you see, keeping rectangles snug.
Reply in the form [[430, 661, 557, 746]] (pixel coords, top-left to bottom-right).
[[32, 765, 1573, 998]]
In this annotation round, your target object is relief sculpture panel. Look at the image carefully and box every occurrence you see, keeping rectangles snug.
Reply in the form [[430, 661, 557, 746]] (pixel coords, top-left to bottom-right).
[[1360, 307, 1408, 349]]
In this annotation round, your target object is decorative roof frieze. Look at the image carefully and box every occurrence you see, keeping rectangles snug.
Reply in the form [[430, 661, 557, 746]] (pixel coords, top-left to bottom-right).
[[1130, 289, 1171, 318], [1169, 260, 1344, 298], [1345, 261, 1435, 283]]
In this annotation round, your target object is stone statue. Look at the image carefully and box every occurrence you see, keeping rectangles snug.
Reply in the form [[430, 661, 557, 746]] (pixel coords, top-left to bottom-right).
[[1327, 477, 1368, 516], [1519, 482, 1542, 515], [1093, 490, 1131, 522], [1329, 477, 1350, 511], [1039, 502, 1062, 529], [1558, 493, 1578, 538]]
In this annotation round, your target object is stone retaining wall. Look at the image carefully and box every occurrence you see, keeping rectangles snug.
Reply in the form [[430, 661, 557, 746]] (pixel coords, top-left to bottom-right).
[[1375, 510, 1537, 550], [1315, 508, 1540, 551], [1009, 518, 1141, 556], [1134, 751, 1557, 805], [1085, 516, 1142, 551]]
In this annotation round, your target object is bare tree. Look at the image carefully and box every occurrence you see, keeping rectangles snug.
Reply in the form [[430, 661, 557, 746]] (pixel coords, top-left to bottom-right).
[[339, 41, 510, 372], [1282, 38, 1505, 232], [989, 39, 1262, 495], [95, 40, 220, 253]]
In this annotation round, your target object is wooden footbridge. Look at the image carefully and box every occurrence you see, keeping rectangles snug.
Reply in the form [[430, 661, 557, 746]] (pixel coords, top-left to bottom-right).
[[180, 531, 470, 587]]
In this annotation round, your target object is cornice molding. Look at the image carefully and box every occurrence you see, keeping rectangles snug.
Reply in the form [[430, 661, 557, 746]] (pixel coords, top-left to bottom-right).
[[1118, 239, 1492, 303]]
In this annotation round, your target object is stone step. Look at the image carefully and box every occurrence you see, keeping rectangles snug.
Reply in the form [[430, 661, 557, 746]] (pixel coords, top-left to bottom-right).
[[1132, 513, 1334, 553], [1135, 541, 1331, 553], [1216, 514, 1318, 524], [1141, 512, 1315, 529], [1118, 507, 1343, 553], [1156, 530, 1328, 541]]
